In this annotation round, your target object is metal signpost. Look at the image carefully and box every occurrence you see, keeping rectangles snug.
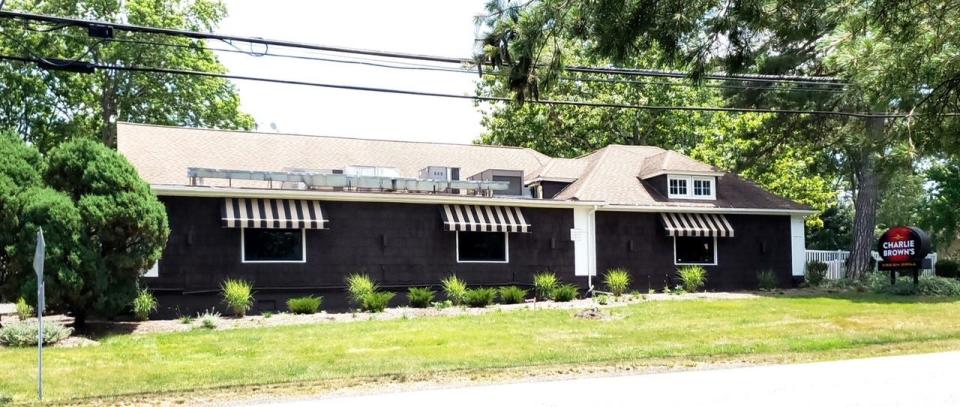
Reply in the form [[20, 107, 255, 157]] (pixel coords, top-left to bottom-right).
[[33, 228, 45, 402]]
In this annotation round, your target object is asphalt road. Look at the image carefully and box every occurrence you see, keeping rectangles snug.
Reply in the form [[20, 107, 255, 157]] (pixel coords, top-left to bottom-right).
[[250, 352, 960, 407]]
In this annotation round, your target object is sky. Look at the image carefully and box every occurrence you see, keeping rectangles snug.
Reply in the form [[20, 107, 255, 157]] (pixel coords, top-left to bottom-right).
[[213, 0, 489, 145]]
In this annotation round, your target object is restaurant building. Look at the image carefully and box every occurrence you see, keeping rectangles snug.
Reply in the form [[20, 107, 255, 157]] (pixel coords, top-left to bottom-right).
[[117, 123, 813, 314]]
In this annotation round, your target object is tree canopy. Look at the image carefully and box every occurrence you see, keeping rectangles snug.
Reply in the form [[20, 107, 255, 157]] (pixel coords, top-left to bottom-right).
[[0, 0, 255, 151]]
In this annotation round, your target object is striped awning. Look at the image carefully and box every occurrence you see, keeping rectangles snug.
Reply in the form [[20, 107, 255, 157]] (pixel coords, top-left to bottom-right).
[[441, 205, 530, 233], [660, 213, 734, 237], [222, 198, 328, 229]]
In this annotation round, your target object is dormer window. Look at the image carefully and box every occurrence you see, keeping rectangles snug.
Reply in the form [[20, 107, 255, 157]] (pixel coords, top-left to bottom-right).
[[667, 175, 715, 200]]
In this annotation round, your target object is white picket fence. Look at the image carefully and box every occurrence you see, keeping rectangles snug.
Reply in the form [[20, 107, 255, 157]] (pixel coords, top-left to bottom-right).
[[804, 249, 937, 280], [805, 250, 851, 279]]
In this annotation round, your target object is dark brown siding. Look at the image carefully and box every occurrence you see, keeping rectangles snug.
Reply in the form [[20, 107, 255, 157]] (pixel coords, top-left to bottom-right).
[[149, 196, 575, 315], [595, 211, 793, 291], [540, 181, 572, 199]]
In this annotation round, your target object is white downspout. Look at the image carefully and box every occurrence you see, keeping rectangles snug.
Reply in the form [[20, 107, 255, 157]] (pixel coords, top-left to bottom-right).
[[588, 204, 599, 294]]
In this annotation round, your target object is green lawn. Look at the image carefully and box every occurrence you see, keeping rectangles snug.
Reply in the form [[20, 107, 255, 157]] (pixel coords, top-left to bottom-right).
[[2, 294, 960, 404]]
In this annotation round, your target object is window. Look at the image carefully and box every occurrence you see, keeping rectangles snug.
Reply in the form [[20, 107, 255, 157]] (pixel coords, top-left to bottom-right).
[[693, 179, 712, 196], [674, 236, 716, 265], [667, 175, 715, 199], [242, 228, 306, 263], [457, 231, 508, 263], [668, 177, 688, 196]]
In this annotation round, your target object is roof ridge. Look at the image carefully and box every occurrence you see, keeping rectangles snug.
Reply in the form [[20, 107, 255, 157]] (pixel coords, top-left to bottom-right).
[[117, 122, 548, 155], [558, 145, 615, 199]]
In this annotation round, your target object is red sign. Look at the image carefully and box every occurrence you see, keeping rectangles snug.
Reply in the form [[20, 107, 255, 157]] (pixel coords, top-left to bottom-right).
[[877, 226, 931, 270]]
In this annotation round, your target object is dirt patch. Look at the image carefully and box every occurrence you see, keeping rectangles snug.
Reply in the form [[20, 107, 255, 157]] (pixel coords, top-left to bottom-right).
[[574, 308, 610, 320]]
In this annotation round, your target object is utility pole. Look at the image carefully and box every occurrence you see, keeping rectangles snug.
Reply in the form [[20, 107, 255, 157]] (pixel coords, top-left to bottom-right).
[[33, 228, 45, 402]]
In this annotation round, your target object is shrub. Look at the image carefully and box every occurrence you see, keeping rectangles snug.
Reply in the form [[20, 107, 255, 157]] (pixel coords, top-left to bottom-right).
[[603, 268, 631, 296], [463, 288, 497, 308], [286, 296, 322, 314], [595, 294, 609, 305], [197, 310, 220, 329], [221, 279, 254, 317], [361, 291, 395, 312], [132, 289, 158, 321], [552, 284, 579, 302], [533, 272, 559, 300], [677, 266, 708, 292], [873, 275, 960, 296], [263, 312, 274, 318], [178, 315, 194, 324], [498, 286, 527, 304], [15, 297, 34, 321], [0, 321, 72, 347], [346, 274, 377, 306], [757, 270, 778, 291], [805, 261, 828, 286], [441, 275, 468, 305], [407, 287, 435, 308], [936, 260, 959, 279]]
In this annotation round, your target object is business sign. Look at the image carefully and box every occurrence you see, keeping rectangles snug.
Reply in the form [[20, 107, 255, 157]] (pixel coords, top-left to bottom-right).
[[876, 226, 931, 271]]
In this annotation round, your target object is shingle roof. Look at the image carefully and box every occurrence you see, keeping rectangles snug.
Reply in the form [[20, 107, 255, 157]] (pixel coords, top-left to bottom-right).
[[117, 123, 810, 211], [638, 150, 722, 179]]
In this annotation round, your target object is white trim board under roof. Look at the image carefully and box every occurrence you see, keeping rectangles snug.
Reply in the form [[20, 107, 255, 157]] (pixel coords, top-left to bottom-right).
[[150, 185, 816, 215]]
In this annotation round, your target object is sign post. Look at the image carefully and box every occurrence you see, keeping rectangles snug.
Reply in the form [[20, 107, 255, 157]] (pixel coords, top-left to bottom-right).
[[33, 228, 45, 402], [877, 226, 931, 289]]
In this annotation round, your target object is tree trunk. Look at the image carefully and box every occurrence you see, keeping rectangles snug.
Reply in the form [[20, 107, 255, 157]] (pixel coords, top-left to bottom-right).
[[100, 73, 119, 148], [847, 117, 883, 279]]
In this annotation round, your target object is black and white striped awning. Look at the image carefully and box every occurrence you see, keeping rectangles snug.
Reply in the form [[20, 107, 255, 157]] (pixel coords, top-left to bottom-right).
[[660, 213, 734, 237], [441, 205, 530, 233], [222, 198, 328, 229]]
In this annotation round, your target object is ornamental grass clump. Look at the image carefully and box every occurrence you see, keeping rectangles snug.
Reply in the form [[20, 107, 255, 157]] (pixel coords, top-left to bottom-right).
[[677, 266, 708, 293], [346, 274, 377, 306], [406, 287, 435, 308], [463, 288, 497, 308], [603, 268, 631, 297], [498, 286, 527, 304], [757, 270, 778, 291], [221, 279, 254, 317], [533, 272, 558, 300], [551, 284, 579, 302], [286, 296, 323, 314], [132, 289, 158, 321], [196, 309, 221, 329], [441, 275, 468, 305], [15, 297, 34, 321], [361, 292, 395, 313], [0, 321, 72, 347]]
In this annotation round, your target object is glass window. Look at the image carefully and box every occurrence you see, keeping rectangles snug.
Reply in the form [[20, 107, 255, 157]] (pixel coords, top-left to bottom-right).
[[457, 232, 508, 262], [669, 178, 688, 196], [243, 229, 304, 262], [675, 236, 715, 265], [693, 179, 712, 196]]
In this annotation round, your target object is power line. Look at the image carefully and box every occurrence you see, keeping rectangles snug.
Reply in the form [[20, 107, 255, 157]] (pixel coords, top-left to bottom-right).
[[19, 31, 847, 95], [0, 10, 849, 87], [0, 53, 906, 118]]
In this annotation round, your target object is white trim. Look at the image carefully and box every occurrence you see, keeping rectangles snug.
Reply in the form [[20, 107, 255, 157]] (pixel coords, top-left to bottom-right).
[[790, 215, 807, 276], [241, 227, 307, 264], [673, 236, 718, 266], [152, 184, 602, 208], [152, 185, 816, 215], [524, 176, 578, 184], [667, 175, 716, 200], [455, 231, 509, 264], [643, 170, 724, 179], [600, 205, 817, 215]]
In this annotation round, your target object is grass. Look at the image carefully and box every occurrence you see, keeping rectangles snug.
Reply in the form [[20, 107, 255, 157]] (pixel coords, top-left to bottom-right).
[[2, 294, 960, 404]]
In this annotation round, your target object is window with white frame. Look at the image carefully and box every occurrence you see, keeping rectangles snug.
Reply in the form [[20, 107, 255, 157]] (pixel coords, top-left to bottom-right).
[[242, 228, 306, 263], [674, 236, 717, 265], [667, 175, 715, 199], [456, 231, 508, 263]]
